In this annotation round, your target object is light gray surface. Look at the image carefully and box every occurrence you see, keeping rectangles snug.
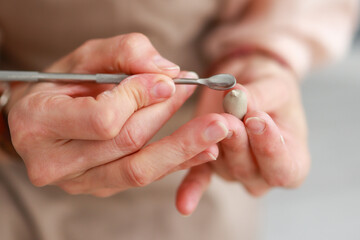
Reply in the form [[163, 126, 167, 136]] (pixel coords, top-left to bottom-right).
[[261, 42, 360, 240]]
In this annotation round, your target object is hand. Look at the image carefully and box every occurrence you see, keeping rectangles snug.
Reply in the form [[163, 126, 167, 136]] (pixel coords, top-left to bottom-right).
[[8, 33, 232, 197], [176, 54, 311, 215]]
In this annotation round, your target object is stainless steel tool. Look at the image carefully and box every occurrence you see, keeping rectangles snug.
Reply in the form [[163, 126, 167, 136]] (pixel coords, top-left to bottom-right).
[[0, 71, 236, 91]]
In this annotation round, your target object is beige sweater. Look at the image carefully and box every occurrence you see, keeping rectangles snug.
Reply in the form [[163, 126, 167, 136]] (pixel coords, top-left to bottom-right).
[[0, 0, 357, 74], [0, 1, 358, 240]]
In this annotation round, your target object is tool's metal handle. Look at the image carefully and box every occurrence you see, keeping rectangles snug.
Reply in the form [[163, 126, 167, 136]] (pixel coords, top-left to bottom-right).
[[0, 70, 235, 90], [0, 71, 204, 85], [173, 78, 202, 86], [0, 71, 39, 82], [95, 74, 129, 84], [0, 71, 130, 84]]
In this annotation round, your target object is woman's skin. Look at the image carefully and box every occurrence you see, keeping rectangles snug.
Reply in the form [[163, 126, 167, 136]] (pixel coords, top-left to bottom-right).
[[8, 34, 230, 194], [7, 33, 310, 216]]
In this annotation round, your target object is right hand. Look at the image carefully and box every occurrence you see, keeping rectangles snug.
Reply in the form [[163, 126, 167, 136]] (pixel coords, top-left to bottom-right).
[[8, 33, 231, 197]]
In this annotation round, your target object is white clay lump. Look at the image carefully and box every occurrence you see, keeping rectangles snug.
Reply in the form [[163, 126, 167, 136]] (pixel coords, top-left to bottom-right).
[[223, 89, 248, 119]]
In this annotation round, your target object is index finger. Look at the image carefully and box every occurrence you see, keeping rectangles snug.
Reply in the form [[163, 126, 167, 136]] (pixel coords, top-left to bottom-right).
[[27, 73, 176, 140], [64, 114, 233, 192]]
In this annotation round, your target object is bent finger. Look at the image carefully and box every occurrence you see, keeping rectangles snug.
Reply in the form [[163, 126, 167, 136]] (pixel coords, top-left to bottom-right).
[[44, 79, 196, 183], [65, 114, 232, 192], [244, 111, 296, 187], [218, 114, 259, 181], [38, 73, 175, 140]]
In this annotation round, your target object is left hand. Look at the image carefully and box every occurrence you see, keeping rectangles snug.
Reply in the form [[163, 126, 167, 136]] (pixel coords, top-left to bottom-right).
[[176, 54, 311, 215]]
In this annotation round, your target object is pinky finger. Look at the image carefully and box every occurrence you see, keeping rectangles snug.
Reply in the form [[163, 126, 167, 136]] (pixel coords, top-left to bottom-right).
[[90, 151, 216, 198], [175, 164, 212, 216]]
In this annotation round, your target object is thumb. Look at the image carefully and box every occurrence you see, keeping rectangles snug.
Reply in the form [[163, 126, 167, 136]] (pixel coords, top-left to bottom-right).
[[32, 73, 176, 140]]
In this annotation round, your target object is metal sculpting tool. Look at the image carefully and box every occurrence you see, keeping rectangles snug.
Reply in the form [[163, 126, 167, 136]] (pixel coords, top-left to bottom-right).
[[0, 71, 236, 91]]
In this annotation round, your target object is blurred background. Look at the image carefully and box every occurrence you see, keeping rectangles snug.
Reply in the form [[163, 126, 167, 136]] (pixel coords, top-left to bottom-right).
[[260, 25, 360, 239]]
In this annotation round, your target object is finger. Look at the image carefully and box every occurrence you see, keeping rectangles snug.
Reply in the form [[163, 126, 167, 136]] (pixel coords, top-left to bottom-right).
[[46, 33, 180, 78], [242, 75, 295, 113], [167, 144, 219, 174], [81, 146, 216, 198], [206, 114, 270, 196], [217, 114, 259, 180], [109, 71, 197, 154], [64, 114, 232, 193], [60, 154, 217, 199], [175, 165, 212, 216], [50, 79, 195, 177], [25, 79, 197, 187], [244, 111, 297, 188], [77, 162, 214, 199], [36, 73, 176, 140]]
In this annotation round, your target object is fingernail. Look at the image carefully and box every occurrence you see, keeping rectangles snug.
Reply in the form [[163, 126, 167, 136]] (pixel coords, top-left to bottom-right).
[[177, 71, 199, 79], [151, 80, 175, 99], [181, 201, 196, 217], [203, 121, 228, 142], [184, 71, 199, 79], [198, 152, 217, 162], [153, 55, 180, 71], [100, 90, 114, 99], [280, 135, 285, 145], [226, 130, 233, 139], [180, 213, 191, 217], [245, 117, 266, 135]]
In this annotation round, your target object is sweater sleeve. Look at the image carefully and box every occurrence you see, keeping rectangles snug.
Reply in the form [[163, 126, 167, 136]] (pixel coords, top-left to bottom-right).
[[203, 0, 359, 77]]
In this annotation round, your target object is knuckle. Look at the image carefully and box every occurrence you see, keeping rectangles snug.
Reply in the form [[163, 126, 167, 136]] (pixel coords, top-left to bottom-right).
[[125, 159, 151, 187], [263, 156, 304, 188], [258, 144, 279, 159], [92, 190, 116, 198], [70, 38, 101, 69], [245, 187, 267, 198], [17, 93, 47, 116], [26, 157, 71, 188], [11, 128, 39, 154], [117, 33, 152, 72], [265, 174, 291, 187], [9, 94, 64, 152], [115, 126, 147, 152], [91, 107, 119, 139], [79, 39, 100, 54], [59, 185, 82, 195], [27, 162, 56, 187], [122, 80, 148, 109], [229, 165, 256, 181], [8, 112, 27, 151], [120, 33, 149, 49], [10, 123, 48, 156], [170, 137, 191, 160]]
